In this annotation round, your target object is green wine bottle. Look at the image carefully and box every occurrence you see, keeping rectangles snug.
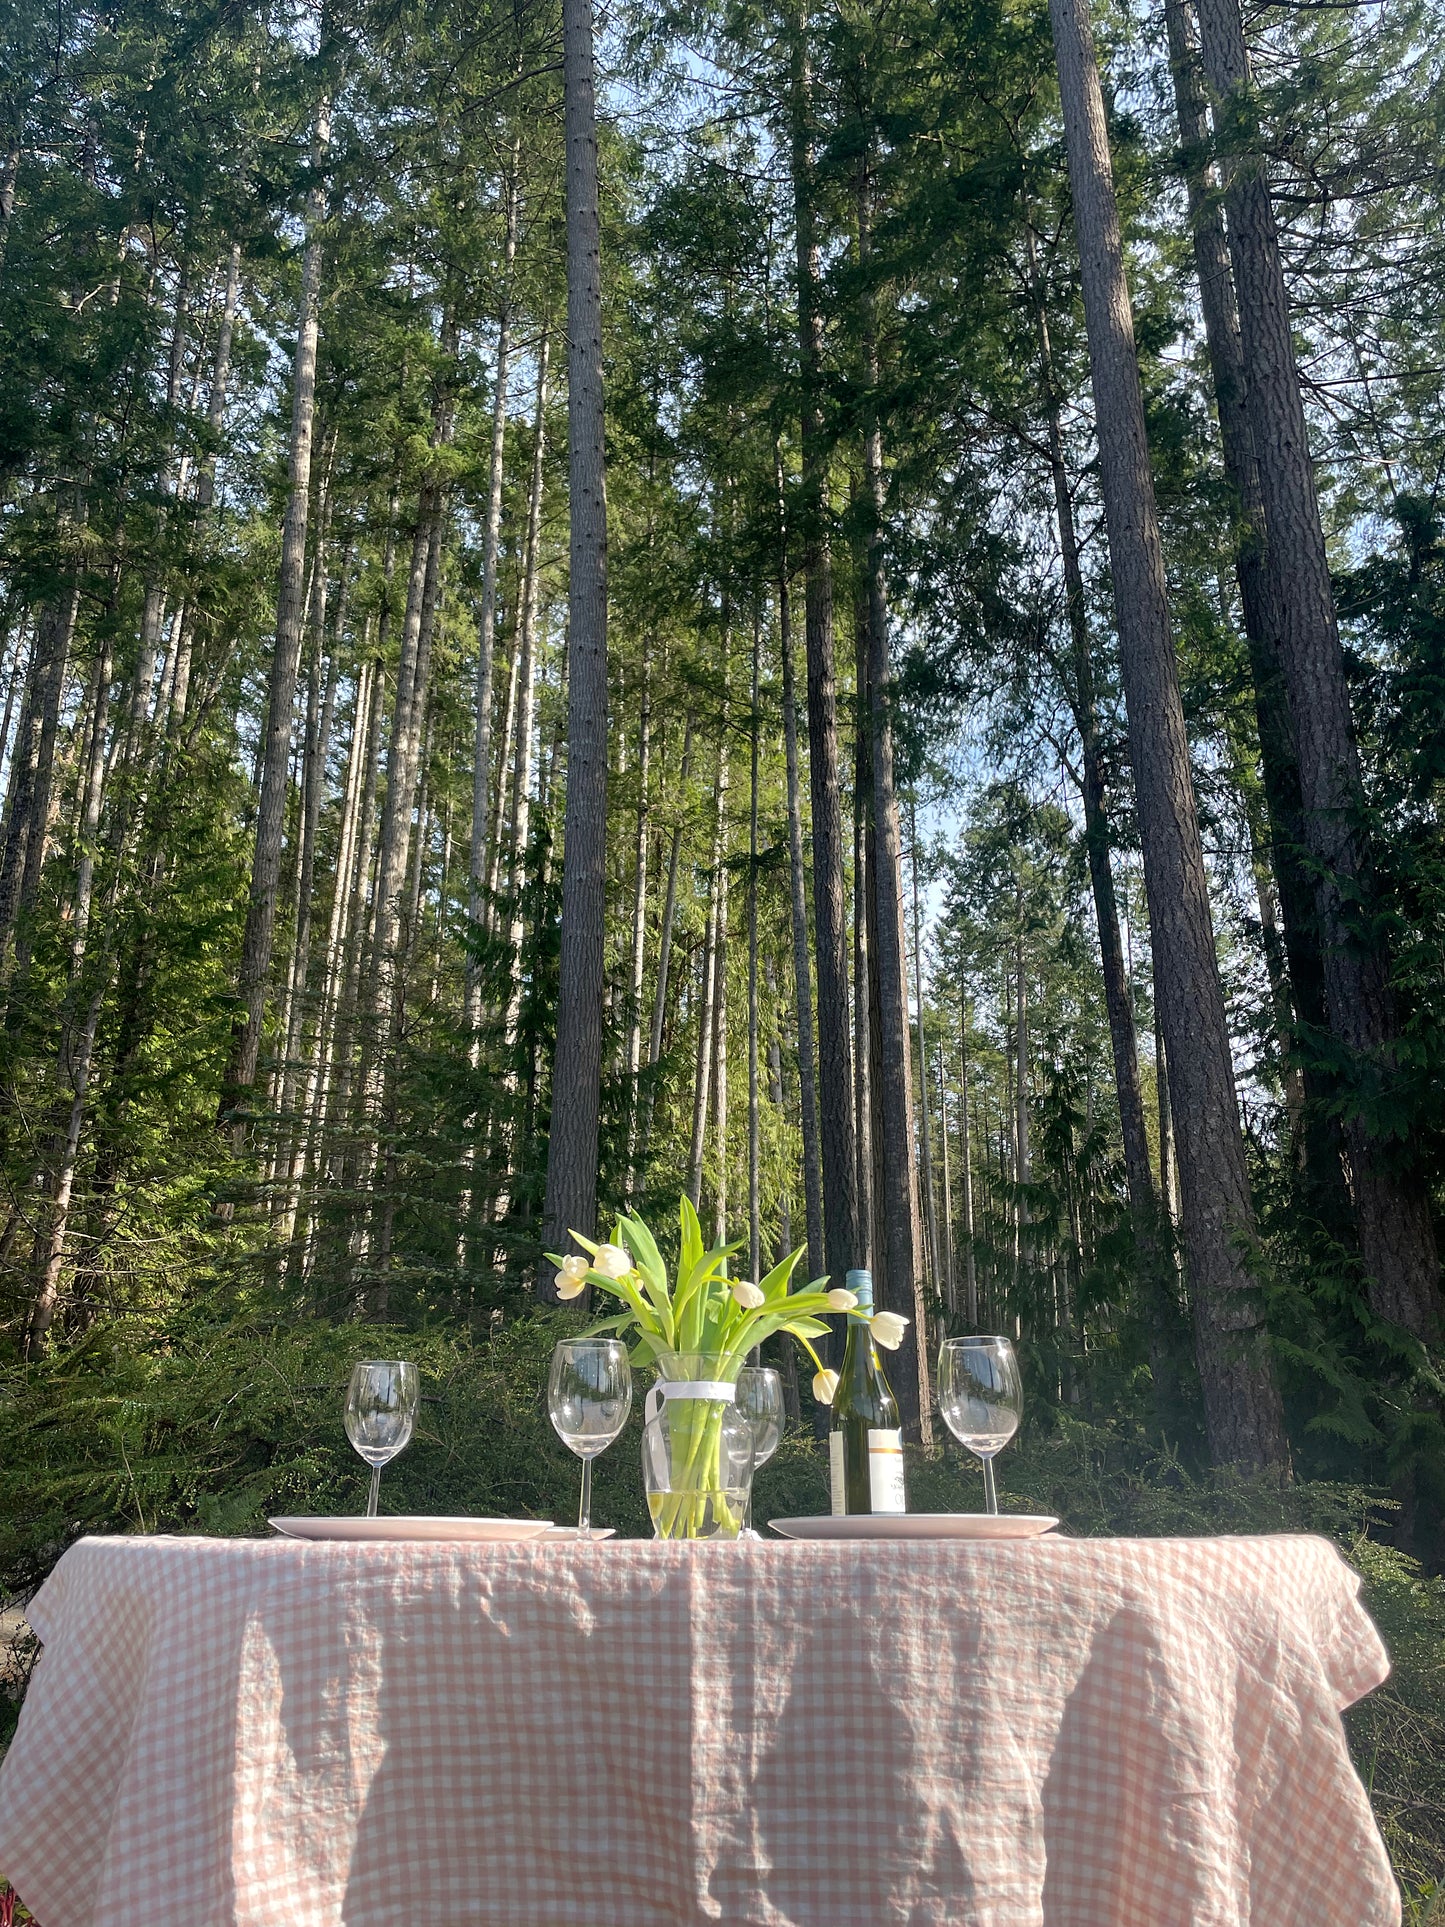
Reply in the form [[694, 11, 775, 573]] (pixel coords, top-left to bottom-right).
[[829, 1269, 906, 1515]]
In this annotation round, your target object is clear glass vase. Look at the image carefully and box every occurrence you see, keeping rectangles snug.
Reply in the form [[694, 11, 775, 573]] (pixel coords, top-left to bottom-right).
[[642, 1352, 756, 1540]]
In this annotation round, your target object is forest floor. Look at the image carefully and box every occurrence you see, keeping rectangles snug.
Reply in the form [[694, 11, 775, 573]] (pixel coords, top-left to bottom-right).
[[1, 1310, 1443, 1917]]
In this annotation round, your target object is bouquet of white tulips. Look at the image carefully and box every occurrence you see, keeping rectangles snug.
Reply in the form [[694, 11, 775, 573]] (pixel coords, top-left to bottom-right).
[[548, 1199, 908, 1537], [549, 1195, 895, 1394]]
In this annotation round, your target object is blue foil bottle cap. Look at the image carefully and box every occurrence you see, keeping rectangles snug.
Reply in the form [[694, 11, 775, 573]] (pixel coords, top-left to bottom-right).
[[845, 1268, 873, 1314]]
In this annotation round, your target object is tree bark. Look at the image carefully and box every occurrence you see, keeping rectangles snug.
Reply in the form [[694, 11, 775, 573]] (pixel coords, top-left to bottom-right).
[[959, 992, 978, 1323], [223, 85, 330, 1125], [1049, 0, 1290, 1470], [467, 159, 520, 1037], [1192, 0, 1442, 1345], [910, 802, 941, 1294], [540, 0, 609, 1293], [502, 331, 551, 1058], [747, 614, 761, 1284], [779, 552, 825, 1286], [1164, 0, 1342, 1215], [790, 7, 858, 1283], [859, 158, 930, 1436]]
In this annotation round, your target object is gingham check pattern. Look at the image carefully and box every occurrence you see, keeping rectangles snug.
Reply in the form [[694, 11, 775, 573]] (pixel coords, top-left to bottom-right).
[[0, 1532, 1398, 1926]]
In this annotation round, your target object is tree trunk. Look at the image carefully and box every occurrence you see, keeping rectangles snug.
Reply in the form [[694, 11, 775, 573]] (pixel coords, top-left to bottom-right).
[[1049, 0, 1289, 1470], [1164, 0, 1341, 1214], [747, 614, 761, 1283], [937, 1029, 955, 1310], [1193, 0, 1442, 1345], [467, 155, 520, 1039], [502, 331, 551, 1058], [779, 550, 825, 1287], [223, 86, 331, 1126], [859, 157, 929, 1436], [540, 0, 609, 1293], [910, 801, 941, 1293], [1027, 224, 1158, 1242], [852, 588, 875, 1272], [791, 8, 857, 1283], [625, 653, 651, 1199], [959, 992, 978, 1324]]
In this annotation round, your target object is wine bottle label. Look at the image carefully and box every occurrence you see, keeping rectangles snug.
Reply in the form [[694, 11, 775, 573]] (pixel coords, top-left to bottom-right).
[[829, 1432, 846, 1516], [868, 1429, 906, 1514]]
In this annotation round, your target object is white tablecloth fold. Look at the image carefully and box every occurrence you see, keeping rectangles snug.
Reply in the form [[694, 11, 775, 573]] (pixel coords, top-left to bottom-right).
[[0, 1531, 1398, 1926]]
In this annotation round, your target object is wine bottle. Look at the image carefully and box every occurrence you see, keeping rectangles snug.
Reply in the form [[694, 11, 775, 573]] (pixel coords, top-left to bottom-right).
[[829, 1269, 906, 1515]]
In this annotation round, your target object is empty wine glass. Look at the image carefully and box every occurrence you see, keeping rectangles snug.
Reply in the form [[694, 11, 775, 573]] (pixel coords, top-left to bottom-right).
[[937, 1336, 1022, 1516], [345, 1360, 420, 1518], [735, 1365, 784, 1536], [548, 1339, 632, 1538]]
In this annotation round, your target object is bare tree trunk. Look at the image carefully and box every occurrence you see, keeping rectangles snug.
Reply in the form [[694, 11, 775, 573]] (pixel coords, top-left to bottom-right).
[[467, 155, 520, 1039], [637, 712, 691, 1178], [687, 843, 721, 1210], [502, 331, 551, 1057], [624, 673, 651, 1194], [747, 615, 761, 1283], [852, 588, 874, 1272], [1027, 223, 1158, 1241], [937, 1032, 955, 1310], [791, 9, 857, 1283], [1164, 0, 1340, 1213], [1193, 0, 1441, 1346], [1, 577, 81, 980], [959, 991, 978, 1324], [777, 472, 825, 1289], [1050, 0, 1289, 1470], [713, 830, 730, 1246], [223, 85, 331, 1127], [1156, 1009, 1178, 1228], [540, 0, 609, 1293], [910, 802, 941, 1293], [859, 157, 929, 1436]]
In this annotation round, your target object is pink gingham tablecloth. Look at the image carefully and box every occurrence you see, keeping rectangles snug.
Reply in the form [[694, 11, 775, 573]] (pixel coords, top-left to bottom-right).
[[0, 1531, 1398, 1927]]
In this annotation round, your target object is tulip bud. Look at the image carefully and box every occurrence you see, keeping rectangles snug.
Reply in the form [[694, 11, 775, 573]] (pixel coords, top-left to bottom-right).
[[869, 1311, 908, 1351], [555, 1274, 587, 1302], [824, 1287, 858, 1312], [731, 1280, 766, 1310], [593, 1243, 632, 1279], [559, 1254, 590, 1281], [812, 1368, 840, 1404]]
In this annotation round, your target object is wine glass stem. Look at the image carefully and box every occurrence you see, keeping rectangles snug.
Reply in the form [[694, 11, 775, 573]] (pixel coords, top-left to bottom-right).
[[578, 1457, 592, 1539], [981, 1456, 998, 1516], [367, 1464, 381, 1519]]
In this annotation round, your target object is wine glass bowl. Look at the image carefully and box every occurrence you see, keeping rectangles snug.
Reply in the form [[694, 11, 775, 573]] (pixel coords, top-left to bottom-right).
[[937, 1336, 1022, 1516], [345, 1360, 420, 1518], [735, 1365, 784, 1535], [548, 1338, 632, 1537]]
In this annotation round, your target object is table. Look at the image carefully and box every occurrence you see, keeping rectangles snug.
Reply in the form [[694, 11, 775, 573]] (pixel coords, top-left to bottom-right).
[[0, 1532, 1398, 1926]]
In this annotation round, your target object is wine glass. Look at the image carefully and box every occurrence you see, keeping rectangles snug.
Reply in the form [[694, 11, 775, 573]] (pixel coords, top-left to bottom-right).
[[937, 1336, 1022, 1516], [548, 1338, 633, 1538], [735, 1365, 784, 1536], [345, 1360, 420, 1518]]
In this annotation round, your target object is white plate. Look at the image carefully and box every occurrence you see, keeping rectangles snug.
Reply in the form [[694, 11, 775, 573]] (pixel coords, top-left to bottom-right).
[[540, 1525, 617, 1541], [269, 1516, 553, 1544], [769, 1513, 1059, 1542]]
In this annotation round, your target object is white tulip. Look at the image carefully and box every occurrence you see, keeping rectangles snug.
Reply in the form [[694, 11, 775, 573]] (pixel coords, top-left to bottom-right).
[[812, 1368, 840, 1404], [559, 1254, 590, 1281], [869, 1311, 909, 1351], [593, 1243, 632, 1279], [731, 1280, 766, 1310], [824, 1287, 858, 1312], [556, 1274, 587, 1302]]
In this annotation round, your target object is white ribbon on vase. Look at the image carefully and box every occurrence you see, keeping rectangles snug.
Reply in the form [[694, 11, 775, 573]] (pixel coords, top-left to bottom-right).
[[643, 1379, 738, 1425]]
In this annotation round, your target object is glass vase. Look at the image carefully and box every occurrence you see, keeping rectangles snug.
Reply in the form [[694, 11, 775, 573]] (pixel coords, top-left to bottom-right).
[[641, 1352, 756, 1540]]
